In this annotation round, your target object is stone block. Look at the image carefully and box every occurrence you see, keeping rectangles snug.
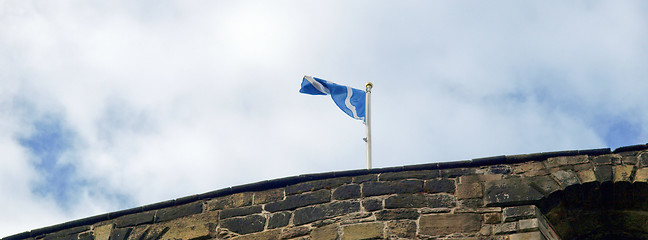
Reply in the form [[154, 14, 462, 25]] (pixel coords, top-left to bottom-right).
[[592, 155, 619, 165], [253, 188, 284, 204], [519, 219, 539, 231], [440, 167, 477, 178], [155, 202, 203, 222], [576, 170, 596, 183], [285, 177, 351, 195], [488, 165, 512, 174], [115, 211, 155, 228], [231, 229, 281, 240], [264, 189, 331, 212], [333, 184, 361, 200], [635, 167, 648, 182], [546, 155, 588, 168], [78, 231, 93, 240], [507, 231, 544, 240], [638, 152, 648, 167], [485, 179, 543, 206], [293, 200, 360, 225], [503, 205, 537, 222], [206, 192, 253, 210], [459, 198, 484, 209], [310, 224, 338, 240], [419, 214, 481, 235], [362, 180, 423, 197], [375, 209, 419, 220], [492, 222, 517, 235], [594, 165, 613, 182], [280, 226, 311, 239], [142, 226, 170, 240], [160, 211, 218, 240], [386, 220, 416, 238], [353, 174, 377, 183], [341, 222, 384, 240], [362, 199, 382, 212], [379, 170, 439, 181], [551, 170, 580, 188], [614, 165, 634, 182], [220, 215, 266, 235], [456, 183, 483, 199], [268, 212, 291, 229], [528, 175, 560, 196], [126, 226, 149, 240], [513, 162, 544, 175], [110, 228, 132, 240], [384, 193, 456, 209], [484, 212, 502, 224], [220, 205, 262, 219], [459, 174, 502, 183], [93, 224, 114, 240], [424, 179, 455, 193]]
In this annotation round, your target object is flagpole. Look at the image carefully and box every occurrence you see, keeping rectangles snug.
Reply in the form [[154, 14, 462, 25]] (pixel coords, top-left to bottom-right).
[[365, 82, 373, 169]]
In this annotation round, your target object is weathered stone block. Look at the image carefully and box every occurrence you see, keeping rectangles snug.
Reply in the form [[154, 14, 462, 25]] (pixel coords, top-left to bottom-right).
[[528, 175, 560, 196], [310, 224, 338, 240], [484, 212, 502, 224], [546, 155, 588, 168], [576, 170, 597, 183], [638, 152, 648, 167], [513, 162, 544, 175], [507, 231, 544, 240], [264, 189, 331, 212], [635, 167, 648, 182], [594, 165, 613, 182], [160, 211, 218, 240], [459, 174, 502, 183], [551, 170, 580, 188], [78, 231, 93, 240], [503, 205, 536, 222], [285, 177, 351, 195], [419, 214, 481, 235], [362, 199, 382, 212], [493, 222, 517, 235], [155, 202, 203, 222], [484, 179, 543, 206], [231, 229, 281, 240], [93, 224, 114, 240], [386, 220, 416, 238], [456, 182, 483, 199], [424, 179, 455, 193], [614, 165, 634, 182], [333, 184, 361, 200], [268, 211, 291, 229], [384, 193, 456, 209], [519, 218, 539, 231], [362, 180, 423, 197], [375, 209, 419, 220], [206, 192, 253, 210], [440, 168, 477, 178], [280, 226, 311, 239], [379, 170, 439, 181], [293, 201, 360, 225], [253, 188, 284, 204], [110, 228, 132, 240], [592, 155, 619, 165], [488, 165, 512, 174], [142, 226, 170, 240], [353, 174, 377, 183], [115, 211, 155, 228], [220, 215, 266, 235], [220, 205, 262, 219], [341, 222, 384, 240]]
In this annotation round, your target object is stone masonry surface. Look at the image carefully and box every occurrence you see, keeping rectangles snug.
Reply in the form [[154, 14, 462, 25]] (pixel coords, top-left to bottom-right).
[[5, 143, 648, 240]]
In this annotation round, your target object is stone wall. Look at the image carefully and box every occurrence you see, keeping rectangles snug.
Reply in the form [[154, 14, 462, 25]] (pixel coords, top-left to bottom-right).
[[5, 144, 648, 240]]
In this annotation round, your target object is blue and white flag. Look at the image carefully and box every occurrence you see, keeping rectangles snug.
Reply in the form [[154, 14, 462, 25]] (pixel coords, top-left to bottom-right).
[[300, 75, 366, 121]]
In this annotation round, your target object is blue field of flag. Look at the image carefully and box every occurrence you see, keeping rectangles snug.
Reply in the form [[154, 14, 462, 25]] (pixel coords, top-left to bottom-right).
[[300, 76, 366, 121]]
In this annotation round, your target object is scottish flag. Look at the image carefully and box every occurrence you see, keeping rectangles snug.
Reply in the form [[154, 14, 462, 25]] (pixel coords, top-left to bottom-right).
[[300, 76, 366, 121]]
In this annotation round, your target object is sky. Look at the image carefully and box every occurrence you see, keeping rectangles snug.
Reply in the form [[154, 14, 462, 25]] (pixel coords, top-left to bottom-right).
[[1, 0, 647, 237]]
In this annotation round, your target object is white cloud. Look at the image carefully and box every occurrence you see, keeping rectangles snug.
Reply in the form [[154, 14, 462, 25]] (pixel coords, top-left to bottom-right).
[[1, 0, 647, 237]]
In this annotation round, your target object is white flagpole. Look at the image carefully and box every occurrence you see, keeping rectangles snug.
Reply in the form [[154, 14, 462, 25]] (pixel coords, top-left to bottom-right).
[[365, 82, 373, 169]]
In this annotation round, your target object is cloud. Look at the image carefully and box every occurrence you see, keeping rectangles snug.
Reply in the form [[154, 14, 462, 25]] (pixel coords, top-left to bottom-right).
[[1, 0, 648, 237]]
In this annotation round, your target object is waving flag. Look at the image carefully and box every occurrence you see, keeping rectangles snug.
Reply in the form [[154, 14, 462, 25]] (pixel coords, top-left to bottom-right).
[[300, 76, 366, 121]]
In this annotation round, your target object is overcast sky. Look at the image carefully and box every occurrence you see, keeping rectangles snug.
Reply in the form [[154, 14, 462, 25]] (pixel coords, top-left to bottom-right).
[[1, 0, 648, 237]]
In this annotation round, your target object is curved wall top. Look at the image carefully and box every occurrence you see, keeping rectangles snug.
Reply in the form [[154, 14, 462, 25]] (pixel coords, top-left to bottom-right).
[[5, 143, 648, 240]]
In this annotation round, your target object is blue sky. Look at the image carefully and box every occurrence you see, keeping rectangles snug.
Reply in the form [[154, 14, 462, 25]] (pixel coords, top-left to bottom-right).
[[1, 0, 648, 237]]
